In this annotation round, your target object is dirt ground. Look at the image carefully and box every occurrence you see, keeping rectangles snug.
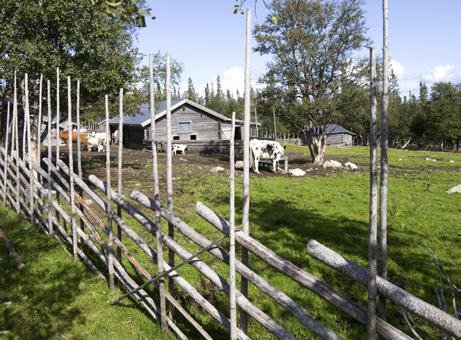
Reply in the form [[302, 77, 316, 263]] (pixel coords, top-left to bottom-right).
[[77, 146, 361, 188]]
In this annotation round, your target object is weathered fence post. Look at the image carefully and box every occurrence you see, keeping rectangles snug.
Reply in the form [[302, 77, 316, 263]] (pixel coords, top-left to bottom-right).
[[76, 79, 82, 178], [165, 54, 175, 318], [368, 47, 378, 340], [229, 111, 237, 339], [13, 71, 20, 213], [117, 87, 124, 262], [67, 76, 78, 260], [150, 53, 167, 331], [254, 106, 259, 138], [36, 74, 43, 178], [47, 80, 53, 236], [105, 94, 115, 289], [24, 73, 34, 219], [3, 102, 11, 204], [273, 107, 277, 140], [56, 67, 60, 164], [379, 0, 389, 319], [241, 7, 252, 334]]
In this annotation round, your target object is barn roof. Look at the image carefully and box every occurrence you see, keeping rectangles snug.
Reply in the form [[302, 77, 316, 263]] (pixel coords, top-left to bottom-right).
[[105, 98, 244, 127], [325, 124, 355, 135]]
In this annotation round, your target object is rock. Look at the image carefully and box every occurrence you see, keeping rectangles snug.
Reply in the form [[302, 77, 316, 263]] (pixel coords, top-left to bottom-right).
[[344, 161, 358, 170], [323, 160, 342, 169], [288, 168, 306, 177], [398, 158, 403, 161], [449, 160, 455, 163], [235, 160, 244, 170], [210, 166, 225, 173], [425, 157, 437, 162], [447, 184, 461, 194], [179, 158, 187, 162]]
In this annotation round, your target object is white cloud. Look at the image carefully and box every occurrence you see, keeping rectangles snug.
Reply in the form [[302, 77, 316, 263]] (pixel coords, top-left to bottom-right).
[[221, 66, 245, 96], [422, 64, 456, 83], [390, 59, 404, 78]]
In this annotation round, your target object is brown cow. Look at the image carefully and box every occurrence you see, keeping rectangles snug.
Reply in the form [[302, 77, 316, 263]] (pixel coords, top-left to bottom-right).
[[59, 130, 90, 150]]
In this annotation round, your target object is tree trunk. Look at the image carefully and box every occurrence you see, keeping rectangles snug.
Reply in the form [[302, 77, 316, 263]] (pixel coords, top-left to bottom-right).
[[311, 134, 326, 164]]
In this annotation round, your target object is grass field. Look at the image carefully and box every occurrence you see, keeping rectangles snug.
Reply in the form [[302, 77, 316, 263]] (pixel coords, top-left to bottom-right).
[[1, 146, 460, 339]]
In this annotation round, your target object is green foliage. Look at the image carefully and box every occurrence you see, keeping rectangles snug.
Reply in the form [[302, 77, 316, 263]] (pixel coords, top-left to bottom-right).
[[254, 0, 368, 128], [94, 0, 152, 27], [0, 0, 141, 119]]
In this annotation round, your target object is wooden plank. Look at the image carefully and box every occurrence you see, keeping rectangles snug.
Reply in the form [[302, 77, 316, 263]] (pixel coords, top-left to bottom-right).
[[131, 190, 340, 340], [196, 202, 411, 340], [229, 112, 237, 340], [47, 80, 54, 235], [89, 175, 294, 340], [307, 240, 461, 339], [105, 95, 115, 289]]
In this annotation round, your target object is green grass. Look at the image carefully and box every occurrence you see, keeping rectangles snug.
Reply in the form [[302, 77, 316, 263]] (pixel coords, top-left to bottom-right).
[[0, 205, 174, 340], [1, 146, 460, 339]]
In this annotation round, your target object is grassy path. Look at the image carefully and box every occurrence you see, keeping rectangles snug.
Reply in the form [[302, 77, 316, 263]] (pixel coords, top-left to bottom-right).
[[0, 204, 172, 340]]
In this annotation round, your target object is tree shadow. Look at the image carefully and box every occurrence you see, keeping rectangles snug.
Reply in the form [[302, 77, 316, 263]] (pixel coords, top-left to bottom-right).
[[0, 207, 91, 339]]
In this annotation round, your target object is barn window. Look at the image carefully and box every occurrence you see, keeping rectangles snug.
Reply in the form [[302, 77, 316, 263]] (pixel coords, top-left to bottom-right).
[[173, 135, 180, 140], [190, 134, 197, 140], [178, 121, 191, 133]]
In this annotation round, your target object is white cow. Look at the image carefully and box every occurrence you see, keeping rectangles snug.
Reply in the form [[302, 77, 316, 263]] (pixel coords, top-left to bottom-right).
[[249, 139, 285, 174], [87, 136, 104, 152], [173, 144, 188, 155], [90, 132, 108, 145]]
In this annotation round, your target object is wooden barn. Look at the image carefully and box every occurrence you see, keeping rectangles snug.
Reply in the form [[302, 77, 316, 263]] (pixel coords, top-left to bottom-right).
[[107, 98, 260, 151], [324, 124, 355, 146], [301, 124, 355, 147]]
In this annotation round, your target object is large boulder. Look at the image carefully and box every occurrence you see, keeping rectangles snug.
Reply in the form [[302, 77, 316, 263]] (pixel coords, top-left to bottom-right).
[[323, 160, 342, 169], [447, 184, 461, 194], [210, 166, 225, 173], [288, 168, 306, 177], [344, 161, 359, 170], [235, 160, 244, 170]]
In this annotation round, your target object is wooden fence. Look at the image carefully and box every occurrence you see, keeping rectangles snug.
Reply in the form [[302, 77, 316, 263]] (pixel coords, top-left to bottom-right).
[[1, 72, 461, 339]]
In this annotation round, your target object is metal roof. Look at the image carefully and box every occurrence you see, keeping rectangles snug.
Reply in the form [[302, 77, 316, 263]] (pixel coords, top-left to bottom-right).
[[325, 124, 355, 135], [105, 98, 260, 127]]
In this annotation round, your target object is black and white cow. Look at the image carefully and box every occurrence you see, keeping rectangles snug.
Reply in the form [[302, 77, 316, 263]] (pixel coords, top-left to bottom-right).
[[249, 139, 285, 174]]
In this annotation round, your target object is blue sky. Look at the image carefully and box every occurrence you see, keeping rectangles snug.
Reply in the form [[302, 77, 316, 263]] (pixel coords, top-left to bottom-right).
[[135, 0, 461, 97]]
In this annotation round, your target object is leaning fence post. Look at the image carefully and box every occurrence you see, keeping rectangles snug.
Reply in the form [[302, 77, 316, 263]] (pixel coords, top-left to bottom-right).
[[76, 79, 82, 178], [25, 73, 34, 219], [379, 0, 390, 319], [105, 94, 115, 289], [55, 67, 62, 223], [241, 7, 252, 334], [229, 112, 237, 339], [67, 76, 78, 260], [13, 71, 20, 214], [165, 54, 175, 317], [3, 102, 11, 204], [150, 53, 167, 331], [116, 87, 124, 262], [47, 80, 53, 236], [368, 47, 378, 340]]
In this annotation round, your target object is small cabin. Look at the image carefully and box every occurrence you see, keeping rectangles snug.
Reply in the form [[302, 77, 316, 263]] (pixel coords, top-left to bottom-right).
[[107, 98, 260, 151]]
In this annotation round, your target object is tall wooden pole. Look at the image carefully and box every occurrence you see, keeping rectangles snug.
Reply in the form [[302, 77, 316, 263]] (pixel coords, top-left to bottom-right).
[[56, 67, 60, 164], [13, 71, 20, 213], [105, 94, 115, 289], [166, 54, 175, 315], [47, 80, 53, 236], [379, 0, 389, 319], [229, 112, 237, 339], [76, 80, 82, 178], [68, 77, 78, 260], [254, 106, 259, 138], [25, 73, 33, 218], [150, 53, 167, 331], [3, 102, 11, 204], [272, 107, 277, 139], [241, 7, 252, 334], [368, 47, 378, 340], [36, 74, 43, 171], [116, 88, 124, 262]]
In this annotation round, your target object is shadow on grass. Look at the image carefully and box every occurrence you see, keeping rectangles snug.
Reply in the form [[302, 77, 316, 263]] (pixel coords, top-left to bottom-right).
[[0, 206, 91, 338]]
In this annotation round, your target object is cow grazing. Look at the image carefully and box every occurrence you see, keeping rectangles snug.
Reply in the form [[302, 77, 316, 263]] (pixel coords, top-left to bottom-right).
[[249, 139, 285, 174], [173, 144, 188, 155], [87, 136, 104, 152], [59, 130, 90, 150]]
